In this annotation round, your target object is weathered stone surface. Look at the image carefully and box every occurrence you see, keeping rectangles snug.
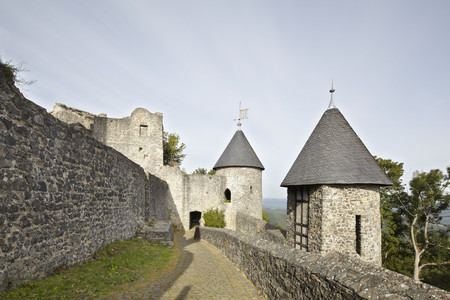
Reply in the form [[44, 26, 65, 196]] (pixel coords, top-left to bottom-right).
[[287, 184, 382, 265], [51, 104, 265, 233], [137, 221, 174, 247], [0, 75, 150, 290], [235, 211, 286, 245], [200, 227, 449, 300]]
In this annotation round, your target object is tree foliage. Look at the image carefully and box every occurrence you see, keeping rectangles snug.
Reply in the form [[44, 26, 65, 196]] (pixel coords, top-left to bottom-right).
[[405, 168, 450, 281], [377, 157, 450, 287], [163, 132, 186, 166], [192, 168, 216, 175], [203, 208, 226, 228], [375, 157, 408, 266]]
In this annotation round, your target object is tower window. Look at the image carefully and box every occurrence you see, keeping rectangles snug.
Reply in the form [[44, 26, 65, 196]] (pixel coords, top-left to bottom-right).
[[139, 125, 148, 136], [294, 186, 309, 251], [224, 189, 231, 203], [250, 186, 253, 194], [356, 215, 361, 255]]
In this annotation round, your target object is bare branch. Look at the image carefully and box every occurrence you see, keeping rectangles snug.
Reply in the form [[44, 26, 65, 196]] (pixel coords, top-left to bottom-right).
[[419, 260, 450, 270]]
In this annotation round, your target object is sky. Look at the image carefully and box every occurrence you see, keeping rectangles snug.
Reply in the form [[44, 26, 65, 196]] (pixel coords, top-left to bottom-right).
[[1, 1, 449, 199]]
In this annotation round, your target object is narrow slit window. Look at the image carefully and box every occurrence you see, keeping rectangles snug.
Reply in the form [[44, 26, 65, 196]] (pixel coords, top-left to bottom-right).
[[356, 215, 361, 255]]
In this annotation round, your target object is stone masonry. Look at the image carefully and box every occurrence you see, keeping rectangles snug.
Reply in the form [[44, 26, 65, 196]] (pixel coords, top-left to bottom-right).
[[200, 226, 449, 299], [0, 72, 153, 290], [52, 105, 265, 231], [287, 184, 382, 265]]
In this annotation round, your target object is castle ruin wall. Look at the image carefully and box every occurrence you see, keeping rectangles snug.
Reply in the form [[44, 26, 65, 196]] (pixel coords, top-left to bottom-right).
[[0, 78, 149, 290]]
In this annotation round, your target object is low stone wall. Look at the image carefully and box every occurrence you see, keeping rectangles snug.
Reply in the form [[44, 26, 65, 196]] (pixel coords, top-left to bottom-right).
[[199, 227, 449, 299], [235, 212, 286, 245], [0, 73, 149, 291]]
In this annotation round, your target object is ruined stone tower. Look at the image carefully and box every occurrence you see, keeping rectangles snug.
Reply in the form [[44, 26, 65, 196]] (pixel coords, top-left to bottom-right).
[[281, 93, 391, 265], [213, 129, 265, 230]]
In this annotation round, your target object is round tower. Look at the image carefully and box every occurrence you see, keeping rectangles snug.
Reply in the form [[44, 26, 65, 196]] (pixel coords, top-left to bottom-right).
[[213, 129, 264, 230]]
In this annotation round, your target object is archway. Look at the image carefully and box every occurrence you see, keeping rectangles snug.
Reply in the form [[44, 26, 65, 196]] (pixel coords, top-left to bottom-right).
[[189, 211, 201, 229]]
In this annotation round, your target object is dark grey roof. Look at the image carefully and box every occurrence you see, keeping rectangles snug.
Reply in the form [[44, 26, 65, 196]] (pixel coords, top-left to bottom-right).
[[213, 129, 264, 170], [281, 108, 392, 187]]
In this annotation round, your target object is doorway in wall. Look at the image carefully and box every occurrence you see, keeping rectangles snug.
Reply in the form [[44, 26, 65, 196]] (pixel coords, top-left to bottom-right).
[[189, 211, 202, 229]]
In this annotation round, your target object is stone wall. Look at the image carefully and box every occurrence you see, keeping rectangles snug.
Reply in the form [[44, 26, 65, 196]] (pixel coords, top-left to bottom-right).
[[183, 174, 226, 228], [0, 73, 149, 290], [319, 185, 381, 265], [147, 173, 169, 221], [235, 212, 286, 245], [199, 227, 449, 299]]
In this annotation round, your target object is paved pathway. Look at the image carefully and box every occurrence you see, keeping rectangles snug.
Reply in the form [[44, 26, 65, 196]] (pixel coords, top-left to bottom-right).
[[104, 230, 264, 299]]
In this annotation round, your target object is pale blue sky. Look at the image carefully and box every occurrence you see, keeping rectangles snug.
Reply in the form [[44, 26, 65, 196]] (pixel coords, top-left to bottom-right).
[[1, 1, 449, 198]]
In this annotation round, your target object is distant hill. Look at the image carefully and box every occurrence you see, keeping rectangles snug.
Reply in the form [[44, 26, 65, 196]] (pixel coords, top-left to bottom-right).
[[263, 198, 286, 229], [263, 198, 285, 209]]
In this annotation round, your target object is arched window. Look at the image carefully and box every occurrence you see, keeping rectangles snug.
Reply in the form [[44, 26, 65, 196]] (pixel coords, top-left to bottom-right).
[[224, 189, 231, 203]]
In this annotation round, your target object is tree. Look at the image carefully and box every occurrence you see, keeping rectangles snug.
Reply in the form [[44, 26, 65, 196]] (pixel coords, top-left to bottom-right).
[[192, 168, 216, 175], [403, 168, 450, 281], [376, 158, 450, 285], [163, 132, 186, 166], [192, 168, 207, 174], [375, 157, 409, 265]]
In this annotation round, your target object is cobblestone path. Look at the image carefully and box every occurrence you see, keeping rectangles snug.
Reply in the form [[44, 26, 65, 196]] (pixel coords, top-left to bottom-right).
[[103, 230, 264, 299]]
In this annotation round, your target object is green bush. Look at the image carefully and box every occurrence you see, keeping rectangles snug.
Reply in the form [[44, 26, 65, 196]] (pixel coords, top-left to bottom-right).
[[203, 208, 226, 228], [262, 210, 270, 223]]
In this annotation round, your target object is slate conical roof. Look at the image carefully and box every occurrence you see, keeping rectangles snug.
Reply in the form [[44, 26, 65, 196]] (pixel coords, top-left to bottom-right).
[[213, 129, 264, 170], [281, 107, 391, 187]]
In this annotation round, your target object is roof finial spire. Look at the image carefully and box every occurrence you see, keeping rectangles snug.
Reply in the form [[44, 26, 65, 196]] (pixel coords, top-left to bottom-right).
[[328, 78, 336, 109], [235, 102, 248, 129]]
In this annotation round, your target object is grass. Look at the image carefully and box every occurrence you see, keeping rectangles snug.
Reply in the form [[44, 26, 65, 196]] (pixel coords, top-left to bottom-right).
[[0, 237, 179, 299]]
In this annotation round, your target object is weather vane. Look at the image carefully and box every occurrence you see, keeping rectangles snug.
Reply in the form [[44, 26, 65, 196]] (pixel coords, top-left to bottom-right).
[[234, 102, 248, 128]]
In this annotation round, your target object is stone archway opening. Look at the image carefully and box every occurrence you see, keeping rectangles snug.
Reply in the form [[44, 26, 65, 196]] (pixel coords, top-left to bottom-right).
[[189, 211, 201, 229]]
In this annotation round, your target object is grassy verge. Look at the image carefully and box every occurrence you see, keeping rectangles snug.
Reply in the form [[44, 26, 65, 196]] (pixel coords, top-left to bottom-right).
[[0, 237, 179, 299]]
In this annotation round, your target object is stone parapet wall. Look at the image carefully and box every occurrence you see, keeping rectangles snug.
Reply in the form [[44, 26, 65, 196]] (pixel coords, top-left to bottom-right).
[[235, 212, 286, 245], [0, 77, 148, 290], [199, 227, 449, 299]]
